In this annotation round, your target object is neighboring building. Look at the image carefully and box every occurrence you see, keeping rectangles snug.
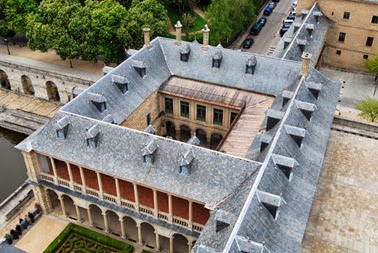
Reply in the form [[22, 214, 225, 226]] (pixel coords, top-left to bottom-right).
[[16, 27, 340, 253], [297, 0, 378, 72]]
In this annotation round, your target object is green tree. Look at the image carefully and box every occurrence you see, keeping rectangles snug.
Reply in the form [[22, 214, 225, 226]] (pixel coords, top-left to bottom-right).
[[205, 0, 233, 45], [182, 13, 195, 39], [4, 0, 38, 34], [355, 97, 378, 122], [83, 0, 128, 63], [118, 0, 169, 50], [364, 55, 378, 78]]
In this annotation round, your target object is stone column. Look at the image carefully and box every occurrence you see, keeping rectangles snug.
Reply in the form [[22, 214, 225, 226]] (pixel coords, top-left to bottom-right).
[[188, 200, 193, 229], [133, 184, 139, 210], [102, 211, 109, 233], [22, 152, 39, 181], [143, 28, 151, 47], [169, 236, 174, 253], [206, 135, 212, 149], [188, 241, 193, 252], [175, 21, 183, 45], [155, 232, 160, 251], [50, 157, 58, 184], [59, 196, 67, 217], [202, 25, 210, 51], [75, 204, 82, 222], [153, 189, 158, 218], [175, 129, 181, 141], [97, 172, 104, 199], [87, 207, 93, 227], [32, 185, 53, 213], [137, 223, 143, 245], [79, 167, 87, 193], [119, 217, 126, 239], [115, 178, 121, 205], [168, 194, 173, 222], [66, 162, 74, 189]]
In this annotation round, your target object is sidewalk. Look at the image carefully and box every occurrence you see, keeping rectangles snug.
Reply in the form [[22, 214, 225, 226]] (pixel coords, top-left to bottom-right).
[[0, 44, 106, 75]]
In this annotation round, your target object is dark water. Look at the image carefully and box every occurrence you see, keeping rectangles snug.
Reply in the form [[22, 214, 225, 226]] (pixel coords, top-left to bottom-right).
[[0, 127, 27, 203]]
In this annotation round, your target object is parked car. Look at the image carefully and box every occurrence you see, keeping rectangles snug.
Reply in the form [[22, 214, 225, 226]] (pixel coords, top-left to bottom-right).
[[250, 23, 262, 35], [242, 38, 254, 48], [258, 17, 267, 27], [272, 0, 280, 2], [283, 19, 294, 26], [269, 2, 277, 9], [287, 14, 296, 20], [280, 24, 291, 36], [264, 7, 273, 16]]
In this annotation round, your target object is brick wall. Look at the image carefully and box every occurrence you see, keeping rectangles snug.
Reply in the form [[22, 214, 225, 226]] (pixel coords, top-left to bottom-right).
[[192, 202, 210, 225], [71, 164, 82, 184], [54, 159, 69, 180], [119, 180, 135, 201], [101, 173, 116, 195], [121, 90, 161, 132], [157, 191, 169, 213], [172, 196, 189, 219], [83, 168, 99, 190], [138, 185, 154, 208]]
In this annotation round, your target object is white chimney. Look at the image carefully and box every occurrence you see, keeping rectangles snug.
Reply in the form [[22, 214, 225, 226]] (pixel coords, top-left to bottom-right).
[[143, 28, 151, 47], [202, 25, 210, 51], [299, 52, 312, 77], [175, 21, 183, 45]]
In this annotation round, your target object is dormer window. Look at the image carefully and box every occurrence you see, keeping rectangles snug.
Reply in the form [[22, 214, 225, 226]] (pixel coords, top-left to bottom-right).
[[132, 60, 147, 78], [86, 124, 100, 149], [88, 92, 107, 113], [142, 140, 158, 165], [212, 50, 223, 68], [55, 116, 70, 140], [180, 44, 191, 62], [179, 149, 194, 175], [295, 100, 316, 121], [112, 75, 129, 94], [272, 154, 297, 180], [257, 190, 283, 220], [246, 56, 257, 75]]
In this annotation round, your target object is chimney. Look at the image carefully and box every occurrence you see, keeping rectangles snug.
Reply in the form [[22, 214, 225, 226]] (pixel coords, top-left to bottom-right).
[[175, 21, 183, 45], [143, 28, 151, 47], [202, 25, 210, 51], [299, 52, 312, 77]]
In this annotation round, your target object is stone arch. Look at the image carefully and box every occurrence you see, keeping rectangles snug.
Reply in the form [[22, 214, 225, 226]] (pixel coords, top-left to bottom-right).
[[106, 210, 121, 236], [123, 216, 138, 243], [141, 222, 156, 249], [0, 69, 11, 90], [173, 233, 189, 253], [21, 75, 34, 95], [165, 121, 176, 139], [89, 204, 105, 230], [195, 128, 207, 147], [62, 194, 77, 219], [180, 125, 191, 142], [210, 133, 223, 150], [46, 81, 60, 102], [46, 189, 61, 213]]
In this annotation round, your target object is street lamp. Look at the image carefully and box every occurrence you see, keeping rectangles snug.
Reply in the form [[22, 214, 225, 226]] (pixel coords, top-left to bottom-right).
[[3, 39, 10, 55]]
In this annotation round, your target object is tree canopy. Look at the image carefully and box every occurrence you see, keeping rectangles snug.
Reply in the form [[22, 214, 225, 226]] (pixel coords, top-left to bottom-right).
[[355, 96, 378, 122], [364, 55, 378, 76], [118, 0, 169, 49]]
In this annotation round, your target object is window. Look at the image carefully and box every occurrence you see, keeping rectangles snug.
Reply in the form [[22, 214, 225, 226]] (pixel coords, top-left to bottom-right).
[[372, 16, 378, 24], [180, 101, 189, 117], [338, 32, 346, 42], [336, 50, 341, 55], [363, 54, 369, 60], [146, 113, 151, 126], [164, 97, 173, 114], [197, 105, 206, 121], [343, 11, 350, 20], [366, 37, 374, 47], [230, 112, 238, 125], [213, 109, 223, 125]]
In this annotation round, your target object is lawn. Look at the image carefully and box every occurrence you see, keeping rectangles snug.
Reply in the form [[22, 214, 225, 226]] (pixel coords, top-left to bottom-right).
[[44, 223, 134, 253], [167, 7, 206, 33]]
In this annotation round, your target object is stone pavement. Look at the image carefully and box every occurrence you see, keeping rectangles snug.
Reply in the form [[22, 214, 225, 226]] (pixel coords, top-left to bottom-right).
[[301, 131, 378, 253], [319, 67, 378, 121]]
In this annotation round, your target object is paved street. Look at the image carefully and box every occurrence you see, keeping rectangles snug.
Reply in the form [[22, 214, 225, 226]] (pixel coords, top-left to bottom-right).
[[231, 0, 294, 54]]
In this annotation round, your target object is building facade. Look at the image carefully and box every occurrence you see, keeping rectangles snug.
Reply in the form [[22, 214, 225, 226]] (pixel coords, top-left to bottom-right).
[[297, 0, 378, 72], [16, 26, 340, 253]]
